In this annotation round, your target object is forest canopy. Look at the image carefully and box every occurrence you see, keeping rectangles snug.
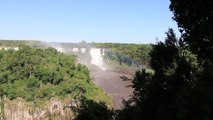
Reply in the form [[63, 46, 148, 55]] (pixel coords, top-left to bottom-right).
[[0, 46, 111, 104]]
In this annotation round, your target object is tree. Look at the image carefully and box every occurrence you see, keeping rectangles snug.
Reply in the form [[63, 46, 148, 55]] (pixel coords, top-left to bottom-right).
[[74, 98, 113, 120], [170, 0, 213, 61], [116, 29, 184, 120], [170, 0, 213, 119], [117, 1, 213, 120]]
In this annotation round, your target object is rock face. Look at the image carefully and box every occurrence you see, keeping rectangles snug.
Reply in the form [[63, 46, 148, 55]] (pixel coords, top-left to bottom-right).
[[0, 97, 76, 120]]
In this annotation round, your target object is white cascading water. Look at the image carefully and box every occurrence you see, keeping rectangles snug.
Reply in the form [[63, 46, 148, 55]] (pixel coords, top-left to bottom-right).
[[90, 48, 105, 70]]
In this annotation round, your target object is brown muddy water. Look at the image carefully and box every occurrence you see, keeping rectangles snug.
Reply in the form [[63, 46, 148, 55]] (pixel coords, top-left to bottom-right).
[[90, 71, 134, 109]]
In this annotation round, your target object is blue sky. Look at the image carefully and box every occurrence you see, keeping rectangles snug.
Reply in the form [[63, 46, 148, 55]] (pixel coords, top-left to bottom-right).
[[0, 0, 179, 44]]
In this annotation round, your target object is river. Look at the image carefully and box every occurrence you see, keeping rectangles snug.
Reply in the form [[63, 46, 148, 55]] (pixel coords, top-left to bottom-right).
[[90, 70, 134, 109]]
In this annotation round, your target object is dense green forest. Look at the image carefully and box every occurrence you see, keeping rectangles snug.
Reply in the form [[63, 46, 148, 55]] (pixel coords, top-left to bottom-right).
[[0, 46, 111, 104]]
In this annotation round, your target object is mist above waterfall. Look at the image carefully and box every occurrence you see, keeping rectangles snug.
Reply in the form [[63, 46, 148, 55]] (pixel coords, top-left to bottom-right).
[[29, 41, 107, 70], [27, 41, 140, 72]]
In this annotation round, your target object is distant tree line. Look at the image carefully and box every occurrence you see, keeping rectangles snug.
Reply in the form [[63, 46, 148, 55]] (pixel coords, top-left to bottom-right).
[[93, 43, 152, 68], [0, 40, 40, 47]]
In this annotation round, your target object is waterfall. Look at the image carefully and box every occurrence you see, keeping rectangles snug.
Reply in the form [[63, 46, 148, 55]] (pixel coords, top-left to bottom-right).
[[90, 48, 105, 70]]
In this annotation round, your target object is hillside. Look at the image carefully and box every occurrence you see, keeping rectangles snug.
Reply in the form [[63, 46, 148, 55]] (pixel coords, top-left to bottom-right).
[[0, 45, 112, 119]]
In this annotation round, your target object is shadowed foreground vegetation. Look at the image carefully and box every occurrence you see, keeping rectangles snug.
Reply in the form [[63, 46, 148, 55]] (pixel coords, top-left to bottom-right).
[[73, 97, 114, 120], [116, 0, 213, 120]]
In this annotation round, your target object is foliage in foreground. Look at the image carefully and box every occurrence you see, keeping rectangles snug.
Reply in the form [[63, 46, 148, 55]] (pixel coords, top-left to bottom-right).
[[74, 97, 114, 120], [0, 46, 111, 105], [116, 29, 202, 120], [116, 0, 213, 119]]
